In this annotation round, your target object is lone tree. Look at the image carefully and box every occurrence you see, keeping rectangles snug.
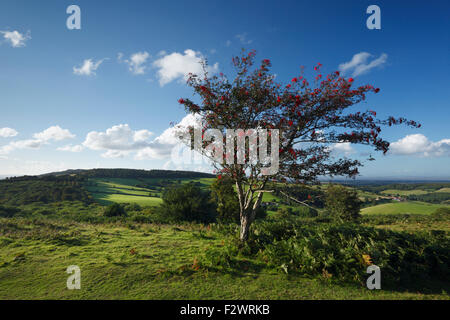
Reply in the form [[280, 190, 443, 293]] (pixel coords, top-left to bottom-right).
[[325, 184, 361, 221], [178, 50, 420, 241]]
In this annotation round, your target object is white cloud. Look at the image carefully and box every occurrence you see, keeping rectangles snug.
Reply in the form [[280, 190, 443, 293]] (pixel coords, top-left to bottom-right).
[[73, 58, 106, 76], [1, 30, 31, 47], [101, 150, 131, 159], [33, 126, 75, 141], [389, 134, 450, 157], [0, 139, 43, 154], [82, 124, 153, 155], [4, 159, 70, 176], [225, 40, 232, 47], [135, 113, 202, 160], [235, 33, 252, 44], [57, 144, 84, 152], [123, 51, 150, 75], [328, 142, 356, 156], [339, 52, 387, 77], [153, 49, 219, 86], [0, 127, 18, 138], [0, 126, 74, 155]]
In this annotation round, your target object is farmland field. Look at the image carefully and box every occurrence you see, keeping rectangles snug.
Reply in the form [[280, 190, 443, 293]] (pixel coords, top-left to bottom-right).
[[361, 201, 448, 215], [380, 189, 430, 196], [85, 177, 215, 206]]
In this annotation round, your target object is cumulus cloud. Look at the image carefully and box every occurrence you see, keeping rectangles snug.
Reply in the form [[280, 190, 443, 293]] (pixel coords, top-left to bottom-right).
[[0, 139, 43, 154], [135, 113, 202, 160], [339, 52, 387, 77], [328, 142, 356, 156], [153, 49, 219, 86], [0, 127, 18, 138], [122, 51, 150, 75], [33, 126, 75, 141], [389, 134, 450, 157], [0, 125, 74, 155], [82, 124, 154, 158], [1, 30, 31, 47], [57, 144, 84, 152], [73, 58, 106, 76], [101, 150, 131, 159]]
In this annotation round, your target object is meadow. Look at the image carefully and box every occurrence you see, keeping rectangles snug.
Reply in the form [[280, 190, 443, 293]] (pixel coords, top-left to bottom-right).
[[361, 201, 448, 215], [0, 214, 448, 300], [0, 171, 449, 300]]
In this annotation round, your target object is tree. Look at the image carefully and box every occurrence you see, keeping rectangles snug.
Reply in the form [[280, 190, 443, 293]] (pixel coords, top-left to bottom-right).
[[325, 184, 361, 221], [160, 182, 215, 223], [210, 176, 240, 223], [178, 50, 420, 241], [104, 203, 126, 217]]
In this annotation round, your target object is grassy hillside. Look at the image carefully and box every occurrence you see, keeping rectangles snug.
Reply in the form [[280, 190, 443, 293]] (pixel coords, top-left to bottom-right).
[[0, 217, 448, 300], [0, 170, 449, 300], [361, 201, 448, 215], [380, 189, 430, 196], [84, 177, 215, 206]]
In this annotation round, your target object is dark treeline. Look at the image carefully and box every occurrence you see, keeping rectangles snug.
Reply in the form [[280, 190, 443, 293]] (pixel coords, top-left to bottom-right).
[[406, 192, 450, 204], [0, 176, 93, 205], [357, 182, 450, 193], [40, 168, 214, 179]]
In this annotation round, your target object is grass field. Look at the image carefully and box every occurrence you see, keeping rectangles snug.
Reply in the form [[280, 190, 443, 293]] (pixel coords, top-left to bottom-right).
[[380, 189, 430, 196], [361, 201, 448, 215], [0, 217, 447, 300]]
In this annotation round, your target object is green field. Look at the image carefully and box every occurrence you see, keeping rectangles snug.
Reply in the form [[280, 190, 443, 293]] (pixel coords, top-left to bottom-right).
[[361, 201, 448, 215], [0, 217, 447, 300], [380, 189, 430, 196], [85, 177, 216, 206]]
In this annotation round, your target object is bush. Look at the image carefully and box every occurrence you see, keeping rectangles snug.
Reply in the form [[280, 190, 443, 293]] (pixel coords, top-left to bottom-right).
[[245, 219, 449, 286], [160, 183, 215, 223], [210, 177, 240, 223], [325, 184, 361, 221], [103, 203, 127, 217], [432, 207, 450, 219], [0, 205, 21, 218], [124, 203, 142, 212]]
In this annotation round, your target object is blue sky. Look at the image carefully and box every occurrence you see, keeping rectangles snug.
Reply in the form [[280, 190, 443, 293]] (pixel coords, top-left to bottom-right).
[[0, 0, 449, 178]]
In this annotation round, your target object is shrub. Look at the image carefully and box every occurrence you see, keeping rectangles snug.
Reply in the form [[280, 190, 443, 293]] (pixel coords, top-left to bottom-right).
[[294, 206, 318, 218], [210, 176, 240, 223], [160, 183, 215, 223], [325, 184, 361, 221], [0, 205, 21, 218], [103, 203, 127, 217], [124, 203, 142, 212], [432, 207, 450, 219], [246, 220, 449, 286]]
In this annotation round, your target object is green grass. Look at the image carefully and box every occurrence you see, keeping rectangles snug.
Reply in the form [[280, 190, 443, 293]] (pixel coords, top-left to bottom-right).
[[85, 177, 217, 206], [436, 188, 450, 193], [93, 193, 163, 206], [0, 217, 447, 300], [361, 201, 448, 215], [380, 189, 430, 196]]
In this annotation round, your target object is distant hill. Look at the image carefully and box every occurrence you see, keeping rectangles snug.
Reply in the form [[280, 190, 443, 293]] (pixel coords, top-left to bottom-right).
[[39, 168, 215, 179], [0, 168, 215, 206]]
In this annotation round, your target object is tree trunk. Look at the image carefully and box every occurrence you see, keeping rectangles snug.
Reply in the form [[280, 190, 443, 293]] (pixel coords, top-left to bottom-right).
[[239, 213, 251, 242], [238, 191, 264, 242]]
